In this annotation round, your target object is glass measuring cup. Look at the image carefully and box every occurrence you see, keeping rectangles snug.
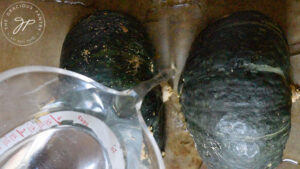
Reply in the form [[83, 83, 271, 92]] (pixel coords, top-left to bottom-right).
[[0, 66, 172, 169]]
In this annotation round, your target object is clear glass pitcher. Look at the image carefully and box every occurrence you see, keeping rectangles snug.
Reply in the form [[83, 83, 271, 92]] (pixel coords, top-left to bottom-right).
[[0, 66, 172, 169]]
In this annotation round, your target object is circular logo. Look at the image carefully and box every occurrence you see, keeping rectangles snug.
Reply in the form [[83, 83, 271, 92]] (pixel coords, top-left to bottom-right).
[[1, 1, 45, 46]]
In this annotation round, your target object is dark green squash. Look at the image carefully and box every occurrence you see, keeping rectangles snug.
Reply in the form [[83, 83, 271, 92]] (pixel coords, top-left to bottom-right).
[[60, 11, 165, 150], [180, 11, 291, 169]]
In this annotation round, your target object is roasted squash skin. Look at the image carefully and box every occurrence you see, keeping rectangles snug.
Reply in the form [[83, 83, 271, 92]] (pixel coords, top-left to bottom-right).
[[60, 11, 165, 150], [180, 11, 291, 169]]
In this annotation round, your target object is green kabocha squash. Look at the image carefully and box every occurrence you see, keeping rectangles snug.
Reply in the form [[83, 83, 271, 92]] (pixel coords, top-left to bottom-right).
[[60, 11, 165, 150], [180, 11, 291, 169]]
